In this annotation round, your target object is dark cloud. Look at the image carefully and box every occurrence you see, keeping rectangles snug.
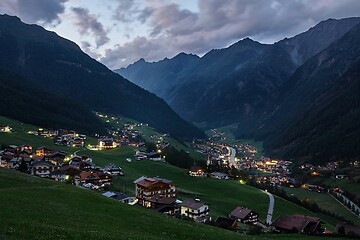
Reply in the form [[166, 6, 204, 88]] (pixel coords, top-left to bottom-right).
[[0, 0, 67, 25], [137, 7, 153, 23], [102, 0, 360, 68], [113, 0, 136, 22], [71, 7, 110, 48]]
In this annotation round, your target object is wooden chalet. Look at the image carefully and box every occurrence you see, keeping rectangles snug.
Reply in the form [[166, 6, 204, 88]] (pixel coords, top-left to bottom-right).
[[134, 176, 176, 206], [230, 207, 258, 224], [271, 215, 323, 234]]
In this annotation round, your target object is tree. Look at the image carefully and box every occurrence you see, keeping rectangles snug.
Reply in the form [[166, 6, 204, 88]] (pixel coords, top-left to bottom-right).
[[146, 142, 157, 152], [17, 159, 28, 173]]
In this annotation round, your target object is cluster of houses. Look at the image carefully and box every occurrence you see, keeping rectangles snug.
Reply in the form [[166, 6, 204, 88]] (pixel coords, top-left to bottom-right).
[[188, 166, 231, 179], [0, 125, 12, 133], [256, 158, 292, 174], [100, 174, 332, 235], [130, 176, 261, 226], [32, 128, 86, 147], [254, 175, 296, 187], [90, 124, 147, 151], [118, 123, 146, 147], [300, 161, 340, 175], [0, 144, 124, 190], [134, 149, 163, 161]]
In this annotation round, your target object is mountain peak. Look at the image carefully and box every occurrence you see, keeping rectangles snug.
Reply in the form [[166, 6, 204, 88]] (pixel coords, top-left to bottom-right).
[[136, 58, 146, 63], [232, 37, 263, 48], [172, 52, 200, 60], [0, 14, 21, 22]]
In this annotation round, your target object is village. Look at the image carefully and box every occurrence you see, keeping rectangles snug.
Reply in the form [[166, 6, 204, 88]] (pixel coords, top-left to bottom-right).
[[0, 142, 330, 235], [0, 121, 359, 237]]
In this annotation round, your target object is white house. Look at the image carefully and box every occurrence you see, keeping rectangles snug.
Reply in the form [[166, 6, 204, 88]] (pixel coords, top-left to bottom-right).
[[180, 199, 210, 223], [31, 161, 56, 178]]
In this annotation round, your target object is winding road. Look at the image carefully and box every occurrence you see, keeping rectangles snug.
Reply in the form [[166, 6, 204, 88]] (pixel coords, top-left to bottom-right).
[[227, 146, 237, 167], [263, 190, 275, 225]]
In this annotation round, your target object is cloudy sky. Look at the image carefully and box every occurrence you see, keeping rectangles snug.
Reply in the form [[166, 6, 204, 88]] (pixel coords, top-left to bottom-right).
[[1, 0, 360, 69]]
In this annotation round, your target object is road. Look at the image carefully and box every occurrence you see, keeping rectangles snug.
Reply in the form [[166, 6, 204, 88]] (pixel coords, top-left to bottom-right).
[[73, 149, 84, 156], [226, 146, 237, 167], [263, 190, 275, 225]]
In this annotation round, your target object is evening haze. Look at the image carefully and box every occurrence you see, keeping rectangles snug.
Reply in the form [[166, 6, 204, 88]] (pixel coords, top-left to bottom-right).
[[1, 0, 360, 68]]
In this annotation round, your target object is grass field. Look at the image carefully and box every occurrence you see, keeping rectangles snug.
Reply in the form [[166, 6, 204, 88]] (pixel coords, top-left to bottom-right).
[[0, 169, 351, 240], [280, 187, 360, 225], [76, 146, 348, 231], [307, 176, 360, 195], [0, 116, 70, 152]]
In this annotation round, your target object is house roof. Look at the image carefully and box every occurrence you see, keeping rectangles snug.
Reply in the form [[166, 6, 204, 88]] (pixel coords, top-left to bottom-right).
[[51, 152, 67, 158], [136, 178, 160, 187], [37, 146, 53, 151], [134, 176, 172, 187], [210, 172, 228, 177], [148, 194, 176, 205], [153, 177, 173, 184], [271, 215, 320, 232], [230, 207, 254, 219], [180, 199, 206, 210], [79, 172, 100, 180], [99, 138, 114, 142], [102, 191, 117, 198], [190, 166, 204, 172], [134, 176, 147, 184]]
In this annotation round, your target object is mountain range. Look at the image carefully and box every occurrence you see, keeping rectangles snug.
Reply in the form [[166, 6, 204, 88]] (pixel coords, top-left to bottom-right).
[[117, 17, 360, 163], [0, 14, 204, 139]]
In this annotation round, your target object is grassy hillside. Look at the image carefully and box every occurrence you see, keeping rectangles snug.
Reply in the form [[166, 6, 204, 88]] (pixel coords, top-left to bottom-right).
[[280, 187, 359, 224], [0, 169, 346, 240], [0, 116, 354, 232], [84, 148, 347, 230]]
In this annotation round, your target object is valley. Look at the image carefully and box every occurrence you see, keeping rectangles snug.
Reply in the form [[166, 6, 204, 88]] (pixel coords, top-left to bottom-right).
[[0, 4, 360, 239], [0, 114, 359, 239]]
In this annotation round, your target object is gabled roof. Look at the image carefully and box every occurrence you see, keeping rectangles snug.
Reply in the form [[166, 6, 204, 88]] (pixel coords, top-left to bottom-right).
[[148, 194, 176, 205], [99, 137, 114, 142], [230, 207, 255, 219], [79, 172, 100, 181], [153, 177, 173, 184], [190, 166, 204, 172], [37, 146, 53, 151], [180, 199, 206, 210], [271, 215, 320, 232], [136, 178, 160, 187], [102, 191, 117, 198], [134, 176, 172, 187], [134, 176, 147, 184]]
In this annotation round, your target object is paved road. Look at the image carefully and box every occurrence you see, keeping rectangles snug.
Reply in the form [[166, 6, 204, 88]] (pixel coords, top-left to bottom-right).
[[227, 146, 237, 167], [263, 190, 275, 225], [73, 149, 84, 156]]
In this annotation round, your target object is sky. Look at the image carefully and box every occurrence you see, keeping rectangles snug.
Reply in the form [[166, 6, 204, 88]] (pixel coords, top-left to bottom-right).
[[1, 0, 360, 69]]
